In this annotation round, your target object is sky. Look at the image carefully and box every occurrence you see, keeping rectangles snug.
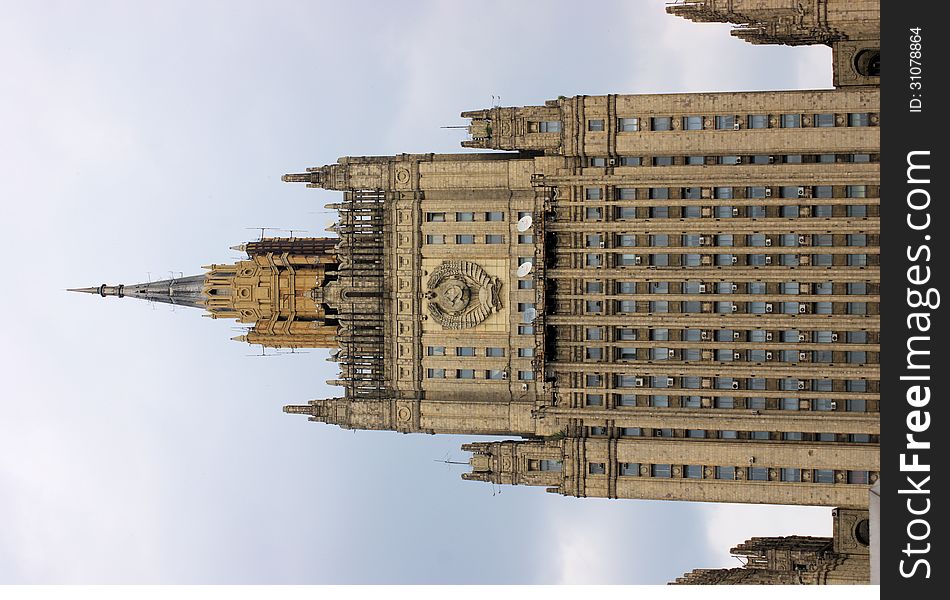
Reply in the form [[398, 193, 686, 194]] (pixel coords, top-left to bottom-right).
[[0, 0, 837, 584]]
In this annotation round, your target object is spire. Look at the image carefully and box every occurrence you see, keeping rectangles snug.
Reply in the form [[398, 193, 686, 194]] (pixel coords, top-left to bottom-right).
[[68, 274, 208, 309]]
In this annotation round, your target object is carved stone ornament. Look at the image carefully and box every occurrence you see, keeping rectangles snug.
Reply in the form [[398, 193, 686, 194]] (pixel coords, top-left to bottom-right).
[[425, 260, 502, 329]]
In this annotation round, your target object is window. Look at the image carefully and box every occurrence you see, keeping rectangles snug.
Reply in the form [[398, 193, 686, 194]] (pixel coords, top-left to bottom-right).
[[456, 212, 474, 222], [848, 470, 870, 484], [616, 328, 637, 341], [685, 465, 703, 479], [585, 207, 603, 220], [815, 469, 835, 483], [485, 234, 504, 244], [617, 394, 636, 407], [589, 462, 606, 474], [617, 234, 636, 247], [616, 206, 636, 219], [619, 427, 641, 436], [517, 347, 534, 358], [617, 117, 638, 132], [538, 121, 560, 133], [683, 115, 703, 130], [427, 346, 445, 356], [425, 234, 445, 244], [688, 430, 705, 439], [587, 119, 605, 132], [585, 281, 603, 294], [586, 327, 603, 341], [518, 325, 535, 335], [586, 300, 602, 313], [748, 114, 768, 129], [454, 347, 475, 357], [589, 157, 606, 167], [617, 300, 636, 314], [781, 114, 801, 128], [619, 462, 640, 476], [486, 369, 505, 380], [585, 187, 602, 200], [425, 212, 446, 222], [588, 427, 607, 437], [585, 394, 604, 407], [586, 347, 603, 360], [455, 234, 475, 244], [651, 117, 672, 131], [518, 370, 534, 381], [781, 468, 802, 482], [749, 467, 769, 481], [715, 466, 736, 480], [586, 374, 602, 387], [517, 234, 533, 244], [619, 156, 641, 166], [585, 234, 602, 248], [518, 279, 534, 289], [486, 347, 504, 357], [427, 368, 445, 379], [456, 369, 475, 379], [815, 113, 835, 127], [653, 156, 673, 166], [849, 113, 870, 127], [651, 464, 672, 478], [715, 115, 735, 129], [485, 211, 504, 221]]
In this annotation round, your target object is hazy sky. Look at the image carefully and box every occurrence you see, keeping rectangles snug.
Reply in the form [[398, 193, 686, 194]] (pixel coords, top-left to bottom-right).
[[0, 0, 837, 584]]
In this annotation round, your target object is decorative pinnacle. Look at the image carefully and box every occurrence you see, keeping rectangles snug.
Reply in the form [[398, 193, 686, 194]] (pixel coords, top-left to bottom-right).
[[67, 284, 124, 298]]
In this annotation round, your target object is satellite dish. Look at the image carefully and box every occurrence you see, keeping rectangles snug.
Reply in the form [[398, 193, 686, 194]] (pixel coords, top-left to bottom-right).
[[517, 261, 533, 277], [523, 307, 537, 323], [516, 215, 533, 232]]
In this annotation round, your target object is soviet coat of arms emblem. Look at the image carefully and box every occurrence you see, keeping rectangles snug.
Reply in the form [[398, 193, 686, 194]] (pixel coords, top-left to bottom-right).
[[425, 260, 503, 329]]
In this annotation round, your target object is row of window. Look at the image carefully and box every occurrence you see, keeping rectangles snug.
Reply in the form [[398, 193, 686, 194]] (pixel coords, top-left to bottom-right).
[[581, 233, 873, 250], [425, 234, 513, 245], [582, 393, 871, 412], [589, 153, 874, 167], [587, 426, 874, 444], [580, 325, 871, 343], [583, 374, 870, 393], [583, 185, 870, 200], [425, 211, 508, 222], [583, 113, 875, 132], [587, 462, 874, 485], [426, 346, 535, 358], [580, 281, 873, 295], [580, 297, 872, 315], [576, 252, 873, 269], [579, 205, 872, 221], [426, 368, 535, 381]]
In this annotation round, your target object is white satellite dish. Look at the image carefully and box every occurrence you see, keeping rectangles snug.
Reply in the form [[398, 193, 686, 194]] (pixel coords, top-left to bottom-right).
[[516, 215, 533, 232], [517, 261, 533, 277], [523, 307, 537, 323]]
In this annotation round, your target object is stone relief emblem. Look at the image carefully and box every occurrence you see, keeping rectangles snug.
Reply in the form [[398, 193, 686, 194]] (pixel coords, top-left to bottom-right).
[[425, 260, 502, 329]]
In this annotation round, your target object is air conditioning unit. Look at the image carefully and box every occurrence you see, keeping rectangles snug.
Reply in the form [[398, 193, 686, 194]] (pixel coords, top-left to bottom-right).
[[733, 122, 741, 131], [764, 187, 773, 196], [699, 284, 707, 293], [733, 353, 741, 362], [766, 351, 773, 360], [701, 330, 710, 341], [765, 256, 773, 264], [767, 156, 775, 165], [599, 241, 605, 247], [798, 235, 806, 244], [731, 284, 738, 292], [766, 332, 773, 341], [699, 236, 707, 245], [668, 349, 676, 358], [731, 379, 740, 389], [830, 401, 838, 410], [798, 380, 806, 390], [831, 333, 839, 342], [501, 371, 509, 380], [799, 303, 807, 313], [666, 377, 674, 387], [731, 304, 738, 312], [731, 256, 738, 264], [764, 237, 772, 247], [735, 156, 743, 164], [635, 256, 642, 265], [732, 208, 739, 216], [635, 377, 645, 387], [521, 383, 529, 391], [798, 333, 807, 342], [799, 352, 807, 361], [797, 187, 806, 197], [733, 331, 740, 340], [607, 157, 617, 166], [765, 303, 773, 313]]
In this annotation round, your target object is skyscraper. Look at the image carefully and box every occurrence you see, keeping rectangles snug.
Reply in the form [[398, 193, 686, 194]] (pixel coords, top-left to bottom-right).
[[73, 0, 879, 582]]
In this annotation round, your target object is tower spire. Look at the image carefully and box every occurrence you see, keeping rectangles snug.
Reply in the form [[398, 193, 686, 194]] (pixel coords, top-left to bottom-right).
[[68, 275, 208, 308]]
